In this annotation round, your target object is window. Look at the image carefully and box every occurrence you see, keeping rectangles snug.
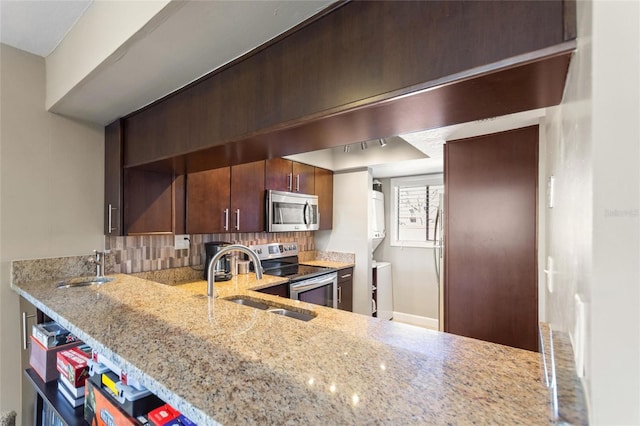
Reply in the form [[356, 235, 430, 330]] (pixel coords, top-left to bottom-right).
[[390, 175, 444, 247]]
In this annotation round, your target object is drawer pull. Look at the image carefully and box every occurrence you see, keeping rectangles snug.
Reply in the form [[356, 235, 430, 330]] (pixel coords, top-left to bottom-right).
[[340, 274, 352, 279]]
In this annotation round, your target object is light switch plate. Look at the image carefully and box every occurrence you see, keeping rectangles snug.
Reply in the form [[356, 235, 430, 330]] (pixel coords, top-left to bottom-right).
[[547, 175, 555, 208], [174, 235, 189, 250]]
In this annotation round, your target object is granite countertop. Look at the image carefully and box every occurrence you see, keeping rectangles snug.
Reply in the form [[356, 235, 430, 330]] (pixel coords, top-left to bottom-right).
[[12, 273, 552, 425], [300, 259, 354, 269]]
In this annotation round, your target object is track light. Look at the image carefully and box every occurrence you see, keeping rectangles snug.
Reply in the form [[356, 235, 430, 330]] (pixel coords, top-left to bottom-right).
[[379, 138, 387, 147], [361, 141, 367, 150], [344, 145, 351, 153]]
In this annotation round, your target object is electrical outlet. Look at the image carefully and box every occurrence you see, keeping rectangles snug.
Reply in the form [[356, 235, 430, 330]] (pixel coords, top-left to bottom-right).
[[174, 235, 189, 250]]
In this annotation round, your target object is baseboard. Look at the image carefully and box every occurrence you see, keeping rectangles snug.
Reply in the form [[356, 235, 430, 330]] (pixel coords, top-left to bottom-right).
[[392, 312, 439, 330]]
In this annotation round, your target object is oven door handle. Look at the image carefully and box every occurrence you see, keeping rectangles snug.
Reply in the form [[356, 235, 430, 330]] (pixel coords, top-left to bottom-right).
[[290, 273, 337, 291]]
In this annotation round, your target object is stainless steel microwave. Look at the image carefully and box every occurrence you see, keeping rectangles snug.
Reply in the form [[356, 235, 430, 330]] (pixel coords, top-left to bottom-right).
[[266, 190, 319, 232]]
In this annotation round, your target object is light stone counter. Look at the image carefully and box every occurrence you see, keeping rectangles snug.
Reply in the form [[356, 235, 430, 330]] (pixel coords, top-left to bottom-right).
[[12, 273, 553, 425], [299, 259, 354, 269]]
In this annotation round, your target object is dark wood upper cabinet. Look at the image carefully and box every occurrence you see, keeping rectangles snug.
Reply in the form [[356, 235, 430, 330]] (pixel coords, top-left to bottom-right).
[[186, 161, 265, 234], [314, 167, 333, 230], [265, 158, 293, 192], [444, 126, 539, 352], [186, 167, 231, 234], [292, 162, 314, 194], [104, 120, 123, 235], [230, 161, 265, 233], [123, 1, 573, 171], [265, 159, 314, 194], [123, 169, 175, 235]]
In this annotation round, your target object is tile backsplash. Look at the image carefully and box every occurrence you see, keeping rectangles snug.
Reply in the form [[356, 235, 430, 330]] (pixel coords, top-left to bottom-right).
[[105, 232, 314, 274]]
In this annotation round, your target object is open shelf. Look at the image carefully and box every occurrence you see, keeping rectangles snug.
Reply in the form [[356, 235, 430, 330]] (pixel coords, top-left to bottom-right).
[[24, 368, 88, 426]]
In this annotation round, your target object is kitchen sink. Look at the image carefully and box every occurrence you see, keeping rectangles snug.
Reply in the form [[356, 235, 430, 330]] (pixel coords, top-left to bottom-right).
[[56, 276, 115, 288], [225, 297, 270, 310], [266, 308, 314, 322], [223, 296, 315, 321]]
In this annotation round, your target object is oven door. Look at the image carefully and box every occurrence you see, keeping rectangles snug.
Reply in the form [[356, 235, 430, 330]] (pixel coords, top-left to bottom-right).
[[289, 272, 338, 308]]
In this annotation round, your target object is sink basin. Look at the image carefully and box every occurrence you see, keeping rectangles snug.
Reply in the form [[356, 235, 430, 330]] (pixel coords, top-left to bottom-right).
[[223, 296, 315, 321], [56, 276, 115, 288], [225, 297, 270, 310], [267, 308, 314, 322]]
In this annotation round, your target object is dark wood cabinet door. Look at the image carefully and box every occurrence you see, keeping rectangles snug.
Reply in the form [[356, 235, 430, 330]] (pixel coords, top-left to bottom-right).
[[444, 126, 538, 352], [265, 158, 293, 192], [314, 167, 333, 230], [337, 267, 353, 312], [231, 161, 265, 232], [124, 169, 174, 235], [104, 120, 124, 235], [186, 168, 231, 234], [292, 162, 315, 194]]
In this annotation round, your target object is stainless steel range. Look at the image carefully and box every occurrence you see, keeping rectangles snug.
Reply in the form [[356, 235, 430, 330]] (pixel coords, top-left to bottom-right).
[[251, 242, 338, 308]]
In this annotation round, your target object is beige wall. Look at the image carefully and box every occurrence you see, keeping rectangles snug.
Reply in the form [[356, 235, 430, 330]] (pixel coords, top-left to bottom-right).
[[0, 44, 104, 422], [544, 0, 640, 422]]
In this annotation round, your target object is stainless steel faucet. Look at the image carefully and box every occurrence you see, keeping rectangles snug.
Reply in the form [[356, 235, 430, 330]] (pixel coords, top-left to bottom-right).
[[207, 244, 263, 297], [89, 250, 106, 278]]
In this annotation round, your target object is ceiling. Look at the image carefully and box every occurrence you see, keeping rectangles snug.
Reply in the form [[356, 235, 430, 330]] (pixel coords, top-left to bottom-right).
[[0, 0, 93, 57], [1, 0, 336, 125]]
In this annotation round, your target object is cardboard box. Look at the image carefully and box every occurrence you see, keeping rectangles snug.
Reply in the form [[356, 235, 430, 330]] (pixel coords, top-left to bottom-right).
[[29, 336, 81, 383], [84, 377, 142, 426], [32, 321, 79, 348], [57, 346, 90, 388]]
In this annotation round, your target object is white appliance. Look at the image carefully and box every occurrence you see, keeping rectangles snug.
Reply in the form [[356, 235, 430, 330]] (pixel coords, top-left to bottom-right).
[[370, 189, 385, 257]]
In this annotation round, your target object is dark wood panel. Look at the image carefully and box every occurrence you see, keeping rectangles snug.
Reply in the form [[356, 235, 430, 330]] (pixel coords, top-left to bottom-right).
[[265, 158, 292, 192], [124, 1, 570, 167], [104, 120, 123, 235], [256, 283, 289, 298], [186, 168, 230, 234], [293, 162, 314, 194], [444, 126, 539, 352], [314, 167, 333, 230], [337, 267, 353, 312], [231, 161, 265, 232], [173, 174, 186, 235], [124, 169, 174, 234], [134, 49, 572, 175]]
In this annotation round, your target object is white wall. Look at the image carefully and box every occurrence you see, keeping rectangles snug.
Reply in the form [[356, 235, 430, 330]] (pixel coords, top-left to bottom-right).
[[373, 178, 439, 322], [544, 0, 640, 423], [315, 170, 372, 315], [0, 44, 104, 423]]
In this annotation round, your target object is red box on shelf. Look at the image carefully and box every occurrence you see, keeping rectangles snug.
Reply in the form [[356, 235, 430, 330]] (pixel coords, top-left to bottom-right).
[[148, 404, 180, 426], [56, 346, 90, 388], [29, 336, 81, 383]]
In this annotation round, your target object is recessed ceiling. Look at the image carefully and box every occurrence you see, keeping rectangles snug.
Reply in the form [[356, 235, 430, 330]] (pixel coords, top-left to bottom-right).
[[0, 0, 93, 57]]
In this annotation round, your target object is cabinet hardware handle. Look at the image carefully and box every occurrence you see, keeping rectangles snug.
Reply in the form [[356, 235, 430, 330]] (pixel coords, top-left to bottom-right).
[[22, 311, 36, 350], [108, 204, 118, 233], [296, 174, 300, 192], [223, 209, 229, 231], [340, 274, 352, 279], [235, 209, 240, 230], [287, 173, 293, 191], [338, 286, 342, 303]]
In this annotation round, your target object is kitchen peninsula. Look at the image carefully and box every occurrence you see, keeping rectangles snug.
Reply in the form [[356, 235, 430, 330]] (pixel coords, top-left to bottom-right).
[[13, 270, 552, 425]]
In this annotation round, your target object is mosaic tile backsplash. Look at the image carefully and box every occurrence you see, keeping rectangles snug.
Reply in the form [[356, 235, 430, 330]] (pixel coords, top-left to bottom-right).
[[105, 232, 315, 274]]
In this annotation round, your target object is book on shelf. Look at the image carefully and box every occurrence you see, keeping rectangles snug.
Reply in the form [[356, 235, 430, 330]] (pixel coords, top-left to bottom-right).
[[57, 380, 84, 408]]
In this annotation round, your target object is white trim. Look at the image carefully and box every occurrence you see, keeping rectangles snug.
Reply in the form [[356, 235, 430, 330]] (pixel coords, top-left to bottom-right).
[[392, 311, 439, 330]]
